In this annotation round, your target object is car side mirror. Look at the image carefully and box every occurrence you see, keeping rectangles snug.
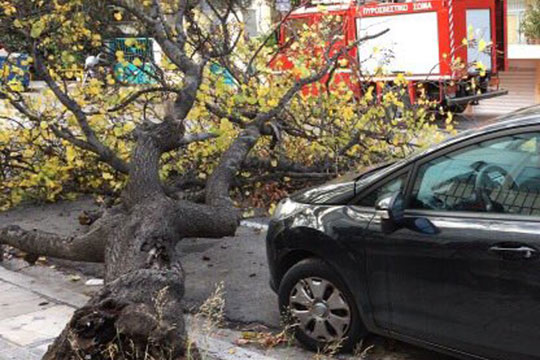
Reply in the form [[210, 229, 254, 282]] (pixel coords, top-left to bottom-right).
[[376, 192, 440, 235], [375, 192, 405, 234]]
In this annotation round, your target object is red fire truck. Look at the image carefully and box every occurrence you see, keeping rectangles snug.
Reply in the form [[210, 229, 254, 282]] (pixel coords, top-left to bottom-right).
[[277, 0, 509, 113]]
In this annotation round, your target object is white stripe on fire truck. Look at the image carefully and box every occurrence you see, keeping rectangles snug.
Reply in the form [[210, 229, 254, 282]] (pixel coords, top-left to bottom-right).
[[448, 0, 455, 63]]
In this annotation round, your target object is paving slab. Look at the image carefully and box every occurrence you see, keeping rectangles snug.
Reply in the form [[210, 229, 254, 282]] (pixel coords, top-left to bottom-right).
[[0, 267, 88, 308], [0, 337, 17, 353], [0, 285, 54, 320], [0, 305, 74, 346], [0, 347, 41, 360]]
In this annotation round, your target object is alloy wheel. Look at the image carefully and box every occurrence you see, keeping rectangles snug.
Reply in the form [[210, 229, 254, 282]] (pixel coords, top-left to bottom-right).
[[289, 277, 351, 343]]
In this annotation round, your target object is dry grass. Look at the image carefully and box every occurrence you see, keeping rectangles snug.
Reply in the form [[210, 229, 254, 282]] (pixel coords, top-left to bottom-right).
[[196, 281, 226, 331], [186, 281, 227, 360]]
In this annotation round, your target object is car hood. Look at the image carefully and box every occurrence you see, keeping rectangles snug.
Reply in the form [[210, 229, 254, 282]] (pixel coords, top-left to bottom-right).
[[291, 181, 355, 205], [290, 162, 395, 205]]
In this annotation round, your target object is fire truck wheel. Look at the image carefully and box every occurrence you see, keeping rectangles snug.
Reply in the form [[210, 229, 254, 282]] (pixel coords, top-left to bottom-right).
[[447, 102, 469, 114]]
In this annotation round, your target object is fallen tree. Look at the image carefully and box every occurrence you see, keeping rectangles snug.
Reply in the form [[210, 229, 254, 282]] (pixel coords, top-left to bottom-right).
[[0, 0, 466, 356], [0, 1, 403, 358]]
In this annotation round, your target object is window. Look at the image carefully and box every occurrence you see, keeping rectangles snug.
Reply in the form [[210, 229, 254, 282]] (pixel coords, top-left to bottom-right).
[[411, 132, 540, 216], [359, 173, 408, 207], [508, 0, 527, 44]]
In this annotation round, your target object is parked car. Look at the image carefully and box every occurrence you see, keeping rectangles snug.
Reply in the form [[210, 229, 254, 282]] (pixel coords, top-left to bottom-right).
[[266, 106, 540, 360]]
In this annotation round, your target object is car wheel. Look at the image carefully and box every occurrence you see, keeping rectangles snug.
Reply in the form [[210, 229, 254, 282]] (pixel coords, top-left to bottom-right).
[[278, 258, 366, 352]]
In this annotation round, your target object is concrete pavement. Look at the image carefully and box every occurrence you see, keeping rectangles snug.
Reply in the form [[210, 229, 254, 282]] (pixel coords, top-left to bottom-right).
[[0, 266, 82, 360], [1, 255, 452, 360]]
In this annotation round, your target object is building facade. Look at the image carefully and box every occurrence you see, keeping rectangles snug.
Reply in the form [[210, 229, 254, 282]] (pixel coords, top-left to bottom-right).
[[242, 0, 275, 37], [473, 0, 540, 115]]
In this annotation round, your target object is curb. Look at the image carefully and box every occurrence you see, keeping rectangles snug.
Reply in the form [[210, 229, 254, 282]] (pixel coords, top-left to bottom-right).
[[240, 220, 269, 232], [192, 331, 275, 360]]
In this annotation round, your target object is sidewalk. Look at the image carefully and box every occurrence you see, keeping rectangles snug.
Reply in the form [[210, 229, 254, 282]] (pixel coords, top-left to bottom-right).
[[0, 266, 84, 360]]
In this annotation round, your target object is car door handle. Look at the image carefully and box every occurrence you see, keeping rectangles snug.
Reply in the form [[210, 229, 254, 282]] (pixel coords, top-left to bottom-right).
[[489, 246, 537, 259]]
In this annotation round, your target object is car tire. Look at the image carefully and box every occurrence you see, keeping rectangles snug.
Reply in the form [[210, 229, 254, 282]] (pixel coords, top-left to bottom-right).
[[278, 258, 367, 352]]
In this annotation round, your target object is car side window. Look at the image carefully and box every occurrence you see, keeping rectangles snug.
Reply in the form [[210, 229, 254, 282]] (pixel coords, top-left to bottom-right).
[[358, 173, 407, 207], [410, 132, 540, 216]]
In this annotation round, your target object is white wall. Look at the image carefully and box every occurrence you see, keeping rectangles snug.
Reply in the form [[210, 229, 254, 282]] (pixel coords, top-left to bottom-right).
[[243, 0, 273, 37]]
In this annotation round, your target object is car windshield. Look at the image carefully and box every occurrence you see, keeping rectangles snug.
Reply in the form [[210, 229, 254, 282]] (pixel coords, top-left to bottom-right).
[[352, 128, 494, 187], [354, 161, 397, 182]]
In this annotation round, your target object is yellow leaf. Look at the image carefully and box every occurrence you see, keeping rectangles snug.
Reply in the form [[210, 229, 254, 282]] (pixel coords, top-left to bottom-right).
[[115, 50, 125, 61], [267, 99, 278, 108], [125, 38, 136, 47], [66, 147, 76, 162], [478, 39, 487, 52], [446, 112, 453, 124], [133, 58, 143, 67], [114, 12, 123, 21]]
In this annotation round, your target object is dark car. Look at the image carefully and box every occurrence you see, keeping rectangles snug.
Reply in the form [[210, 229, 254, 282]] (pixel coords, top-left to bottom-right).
[[266, 106, 540, 360]]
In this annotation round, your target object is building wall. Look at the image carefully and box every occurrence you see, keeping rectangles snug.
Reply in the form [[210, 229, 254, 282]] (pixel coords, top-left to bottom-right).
[[472, 0, 540, 115], [243, 1, 274, 37], [536, 60, 540, 103], [198, 1, 273, 38]]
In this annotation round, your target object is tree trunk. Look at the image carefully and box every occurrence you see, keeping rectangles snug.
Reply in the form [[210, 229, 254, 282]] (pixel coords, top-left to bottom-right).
[[0, 118, 240, 359]]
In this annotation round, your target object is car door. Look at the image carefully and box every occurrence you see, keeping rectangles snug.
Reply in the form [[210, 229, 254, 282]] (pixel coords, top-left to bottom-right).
[[351, 168, 411, 331], [363, 128, 540, 360]]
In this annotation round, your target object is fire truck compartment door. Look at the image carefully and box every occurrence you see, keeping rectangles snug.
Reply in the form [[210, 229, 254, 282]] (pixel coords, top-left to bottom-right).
[[357, 12, 440, 75], [466, 9, 493, 71]]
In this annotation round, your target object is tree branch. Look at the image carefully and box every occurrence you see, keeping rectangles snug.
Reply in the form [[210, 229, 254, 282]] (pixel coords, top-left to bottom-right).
[[32, 51, 130, 174], [0, 211, 125, 263]]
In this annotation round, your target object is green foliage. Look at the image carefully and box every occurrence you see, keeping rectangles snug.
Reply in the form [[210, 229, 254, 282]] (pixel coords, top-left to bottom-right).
[[0, 95, 132, 209], [522, 0, 540, 41]]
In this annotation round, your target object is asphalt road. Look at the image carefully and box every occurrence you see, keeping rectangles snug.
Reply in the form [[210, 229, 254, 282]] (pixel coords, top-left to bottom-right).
[[178, 226, 281, 327]]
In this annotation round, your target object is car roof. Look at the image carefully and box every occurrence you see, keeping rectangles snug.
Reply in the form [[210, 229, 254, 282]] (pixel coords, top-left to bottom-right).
[[410, 105, 540, 162], [462, 105, 540, 135]]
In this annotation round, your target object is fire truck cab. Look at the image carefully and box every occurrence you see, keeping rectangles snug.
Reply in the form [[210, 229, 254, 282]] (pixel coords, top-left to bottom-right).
[[278, 0, 508, 113]]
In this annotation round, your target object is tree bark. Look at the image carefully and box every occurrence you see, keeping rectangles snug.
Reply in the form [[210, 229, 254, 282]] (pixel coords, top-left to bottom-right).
[[205, 125, 261, 207], [43, 265, 187, 360]]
